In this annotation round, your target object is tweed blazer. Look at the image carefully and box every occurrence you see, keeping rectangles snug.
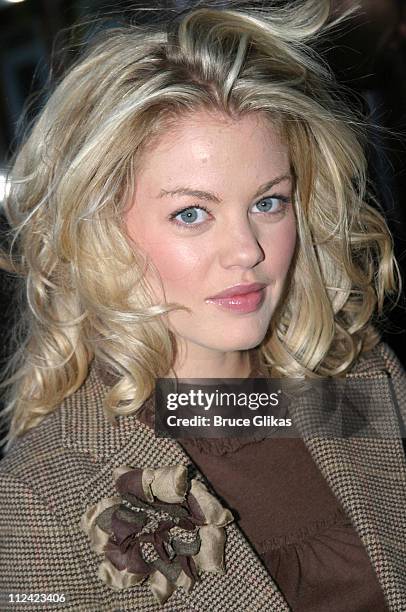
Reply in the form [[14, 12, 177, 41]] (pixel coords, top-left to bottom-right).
[[0, 341, 406, 612]]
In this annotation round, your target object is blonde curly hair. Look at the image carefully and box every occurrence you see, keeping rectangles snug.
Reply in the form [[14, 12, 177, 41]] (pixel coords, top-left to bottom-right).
[[0, 0, 400, 447]]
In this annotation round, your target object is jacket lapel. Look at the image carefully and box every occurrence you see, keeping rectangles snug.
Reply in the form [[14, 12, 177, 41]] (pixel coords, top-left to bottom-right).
[[290, 369, 406, 610]]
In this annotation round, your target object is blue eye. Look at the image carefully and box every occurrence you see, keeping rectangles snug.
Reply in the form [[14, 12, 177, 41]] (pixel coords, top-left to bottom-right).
[[169, 196, 290, 230], [252, 196, 289, 214], [170, 206, 210, 226]]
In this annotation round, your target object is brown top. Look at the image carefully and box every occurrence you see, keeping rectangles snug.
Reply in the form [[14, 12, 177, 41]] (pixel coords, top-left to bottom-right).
[[136, 400, 388, 611]]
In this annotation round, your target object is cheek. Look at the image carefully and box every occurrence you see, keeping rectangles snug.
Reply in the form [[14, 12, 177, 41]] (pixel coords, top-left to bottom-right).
[[126, 206, 205, 285], [146, 239, 205, 284]]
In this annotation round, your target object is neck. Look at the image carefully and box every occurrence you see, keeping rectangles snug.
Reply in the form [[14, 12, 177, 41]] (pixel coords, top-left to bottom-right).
[[171, 345, 253, 380]]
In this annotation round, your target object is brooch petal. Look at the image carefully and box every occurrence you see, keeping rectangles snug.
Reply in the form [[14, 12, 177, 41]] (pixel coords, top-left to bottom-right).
[[81, 463, 234, 605]]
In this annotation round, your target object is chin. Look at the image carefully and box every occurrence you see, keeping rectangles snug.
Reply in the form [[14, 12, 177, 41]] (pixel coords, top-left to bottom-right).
[[209, 330, 268, 352]]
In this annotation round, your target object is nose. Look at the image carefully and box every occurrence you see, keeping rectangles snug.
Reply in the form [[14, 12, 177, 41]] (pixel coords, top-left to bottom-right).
[[218, 216, 265, 269]]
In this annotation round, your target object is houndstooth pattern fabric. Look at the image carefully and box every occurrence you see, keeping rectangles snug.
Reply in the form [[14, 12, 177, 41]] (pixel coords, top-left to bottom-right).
[[0, 341, 405, 611]]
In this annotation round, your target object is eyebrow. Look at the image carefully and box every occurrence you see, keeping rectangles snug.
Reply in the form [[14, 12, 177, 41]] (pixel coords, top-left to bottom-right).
[[157, 173, 292, 204]]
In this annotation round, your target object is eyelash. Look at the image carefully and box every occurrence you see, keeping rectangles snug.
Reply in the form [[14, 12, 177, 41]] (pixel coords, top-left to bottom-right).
[[169, 195, 291, 230]]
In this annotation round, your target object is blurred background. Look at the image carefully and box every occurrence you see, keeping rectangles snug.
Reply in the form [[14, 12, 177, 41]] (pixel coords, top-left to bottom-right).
[[0, 0, 405, 399]]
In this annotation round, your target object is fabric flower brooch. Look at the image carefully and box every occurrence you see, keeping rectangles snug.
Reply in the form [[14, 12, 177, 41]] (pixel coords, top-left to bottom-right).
[[81, 464, 234, 605]]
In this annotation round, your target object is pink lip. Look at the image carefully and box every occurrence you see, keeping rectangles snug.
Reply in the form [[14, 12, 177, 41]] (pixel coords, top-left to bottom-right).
[[207, 282, 267, 299], [205, 283, 267, 314]]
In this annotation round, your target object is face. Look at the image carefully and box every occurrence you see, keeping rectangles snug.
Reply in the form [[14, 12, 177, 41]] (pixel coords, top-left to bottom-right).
[[125, 109, 297, 362]]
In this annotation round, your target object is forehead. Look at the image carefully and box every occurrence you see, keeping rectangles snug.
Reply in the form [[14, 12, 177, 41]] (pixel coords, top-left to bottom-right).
[[137, 109, 290, 177]]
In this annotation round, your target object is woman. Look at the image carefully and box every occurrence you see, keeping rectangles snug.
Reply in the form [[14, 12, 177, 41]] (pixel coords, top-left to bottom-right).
[[0, 1, 405, 610]]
